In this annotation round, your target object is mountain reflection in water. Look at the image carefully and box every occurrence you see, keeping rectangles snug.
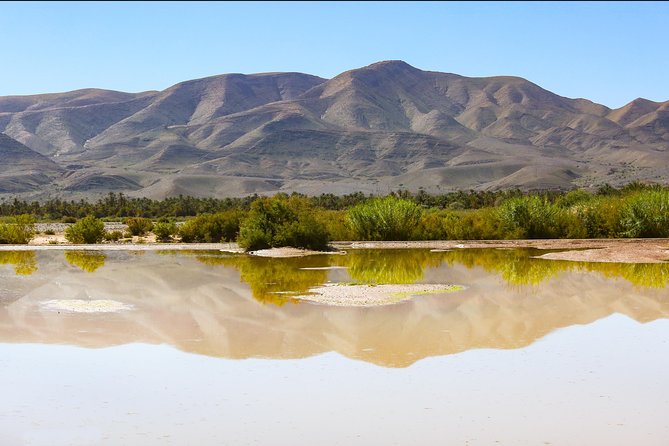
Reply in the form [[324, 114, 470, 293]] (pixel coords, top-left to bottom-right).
[[0, 248, 667, 367]]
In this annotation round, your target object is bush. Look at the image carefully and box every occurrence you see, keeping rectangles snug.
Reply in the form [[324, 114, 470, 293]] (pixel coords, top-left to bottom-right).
[[44, 229, 56, 235], [153, 221, 178, 242], [555, 189, 592, 208], [315, 210, 355, 241], [445, 208, 506, 240], [417, 209, 452, 240], [0, 214, 36, 244], [104, 230, 123, 242], [497, 196, 562, 239], [237, 195, 329, 251], [65, 215, 105, 244], [347, 196, 423, 241], [125, 217, 154, 236], [61, 216, 77, 224], [179, 210, 244, 243], [619, 190, 669, 237]]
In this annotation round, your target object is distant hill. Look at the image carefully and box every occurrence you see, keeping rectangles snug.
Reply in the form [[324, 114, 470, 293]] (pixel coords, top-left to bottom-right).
[[0, 133, 63, 193], [1, 61, 667, 199]]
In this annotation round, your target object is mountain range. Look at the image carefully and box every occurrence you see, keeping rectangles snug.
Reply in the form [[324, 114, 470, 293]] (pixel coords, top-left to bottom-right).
[[1, 60, 667, 199]]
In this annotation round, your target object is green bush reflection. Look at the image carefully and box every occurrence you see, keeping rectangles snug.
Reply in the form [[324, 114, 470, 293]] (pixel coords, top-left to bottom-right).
[[0, 251, 37, 275], [173, 247, 669, 306], [171, 251, 329, 306], [332, 249, 443, 284], [65, 251, 107, 273], [440, 248, 669, 288]]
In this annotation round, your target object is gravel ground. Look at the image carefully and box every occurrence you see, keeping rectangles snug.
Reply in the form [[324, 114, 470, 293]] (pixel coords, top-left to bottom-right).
[[36, 222, 128, 233]]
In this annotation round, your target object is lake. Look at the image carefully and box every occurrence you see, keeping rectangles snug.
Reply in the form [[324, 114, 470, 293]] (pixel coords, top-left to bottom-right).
[[1, 248, 668, 445]]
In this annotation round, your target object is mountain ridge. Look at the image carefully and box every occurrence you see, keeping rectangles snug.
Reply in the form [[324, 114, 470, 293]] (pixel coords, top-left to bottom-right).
[[1, 60, 667, 199]]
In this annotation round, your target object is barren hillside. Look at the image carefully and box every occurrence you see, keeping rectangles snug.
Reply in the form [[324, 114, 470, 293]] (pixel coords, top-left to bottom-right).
[[1, 61, 667, 199]]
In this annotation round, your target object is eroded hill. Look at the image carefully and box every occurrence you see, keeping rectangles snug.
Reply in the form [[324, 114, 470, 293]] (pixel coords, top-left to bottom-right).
[[1, 61, 667, 199]]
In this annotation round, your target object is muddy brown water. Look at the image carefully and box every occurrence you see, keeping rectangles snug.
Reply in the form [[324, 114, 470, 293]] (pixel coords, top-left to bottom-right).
[[0, 249, 668, 445]]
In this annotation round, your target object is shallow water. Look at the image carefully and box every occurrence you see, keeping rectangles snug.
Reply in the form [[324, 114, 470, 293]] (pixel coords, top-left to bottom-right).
[[0, 249, 668, 445]]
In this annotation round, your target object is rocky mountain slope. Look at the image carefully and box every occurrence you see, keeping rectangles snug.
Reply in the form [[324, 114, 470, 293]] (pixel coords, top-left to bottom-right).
[[1, 61, 667, 199]]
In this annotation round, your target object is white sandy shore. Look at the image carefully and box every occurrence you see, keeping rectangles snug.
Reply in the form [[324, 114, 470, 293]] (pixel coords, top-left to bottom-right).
[[248, 247, 346, 257], [40, 299, 134, 313], [294, 283, 464, 307]]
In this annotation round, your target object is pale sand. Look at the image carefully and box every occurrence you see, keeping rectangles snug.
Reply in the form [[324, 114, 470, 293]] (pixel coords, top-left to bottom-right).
[[2, 238, 669, 263], [294, 283, 464, 307], [40, 299, 133, 313], [248, 247, 345, 257]]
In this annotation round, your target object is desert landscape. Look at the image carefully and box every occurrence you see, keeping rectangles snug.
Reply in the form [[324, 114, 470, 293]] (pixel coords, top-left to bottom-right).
[[2, 2, 669, 446], [1, 61, 668, 200]]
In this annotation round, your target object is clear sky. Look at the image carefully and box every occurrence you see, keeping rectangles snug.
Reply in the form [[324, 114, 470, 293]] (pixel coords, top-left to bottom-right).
[[1, 1, 667, 108]]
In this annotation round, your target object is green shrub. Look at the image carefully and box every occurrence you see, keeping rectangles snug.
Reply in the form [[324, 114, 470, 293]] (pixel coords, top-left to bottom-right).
[[447, 208, 506, 240], [61, 216, 77, 224], [104, 230, 123, 242], [316, 210, 355, 241], [64, 215, 105, 244], [497, 196, 562, 239], [619, 190, 669, 237], [237, 195, 329, 251], [125, 217, 154, 236], [153, 221, 177, 242], [417, 209, 452, 240], [571, 196, 624, 238], [179, 210, 244, 243], [237, 225, 272, 250], [555, 189, 593, 208], [347, 196, 423, 241], [0, 214, 36, 244], [44, 229, 56, 235]]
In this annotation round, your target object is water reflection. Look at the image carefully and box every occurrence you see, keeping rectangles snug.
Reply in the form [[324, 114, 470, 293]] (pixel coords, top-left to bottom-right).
[[179, 249, 449, 304], [186, 249, 669, 303], [191, 252, 328, 306], [64, 251, 107, 273], [439, 248, 669, 288], [2, 248, 669, 291], [0, 251, 37, 275], [0, 249, 667, 368], [333, 249, 442, 284]]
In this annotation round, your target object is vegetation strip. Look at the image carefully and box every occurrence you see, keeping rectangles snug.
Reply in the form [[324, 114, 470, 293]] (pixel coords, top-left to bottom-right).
[[3, 183, 669, 250]]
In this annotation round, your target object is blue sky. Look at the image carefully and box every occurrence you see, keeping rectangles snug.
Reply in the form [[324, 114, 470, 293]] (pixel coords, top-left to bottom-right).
[[1, 1, 667, 108]]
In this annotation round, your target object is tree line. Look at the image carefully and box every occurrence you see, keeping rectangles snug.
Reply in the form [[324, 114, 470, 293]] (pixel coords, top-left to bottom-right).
[[2, 182, 669, 249], [0, 182, 659, 221]]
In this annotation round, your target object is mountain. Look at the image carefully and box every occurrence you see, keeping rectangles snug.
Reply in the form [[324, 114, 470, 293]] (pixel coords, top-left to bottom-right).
[[0, 61, 667, 199], [0, 133, 64, 193]]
